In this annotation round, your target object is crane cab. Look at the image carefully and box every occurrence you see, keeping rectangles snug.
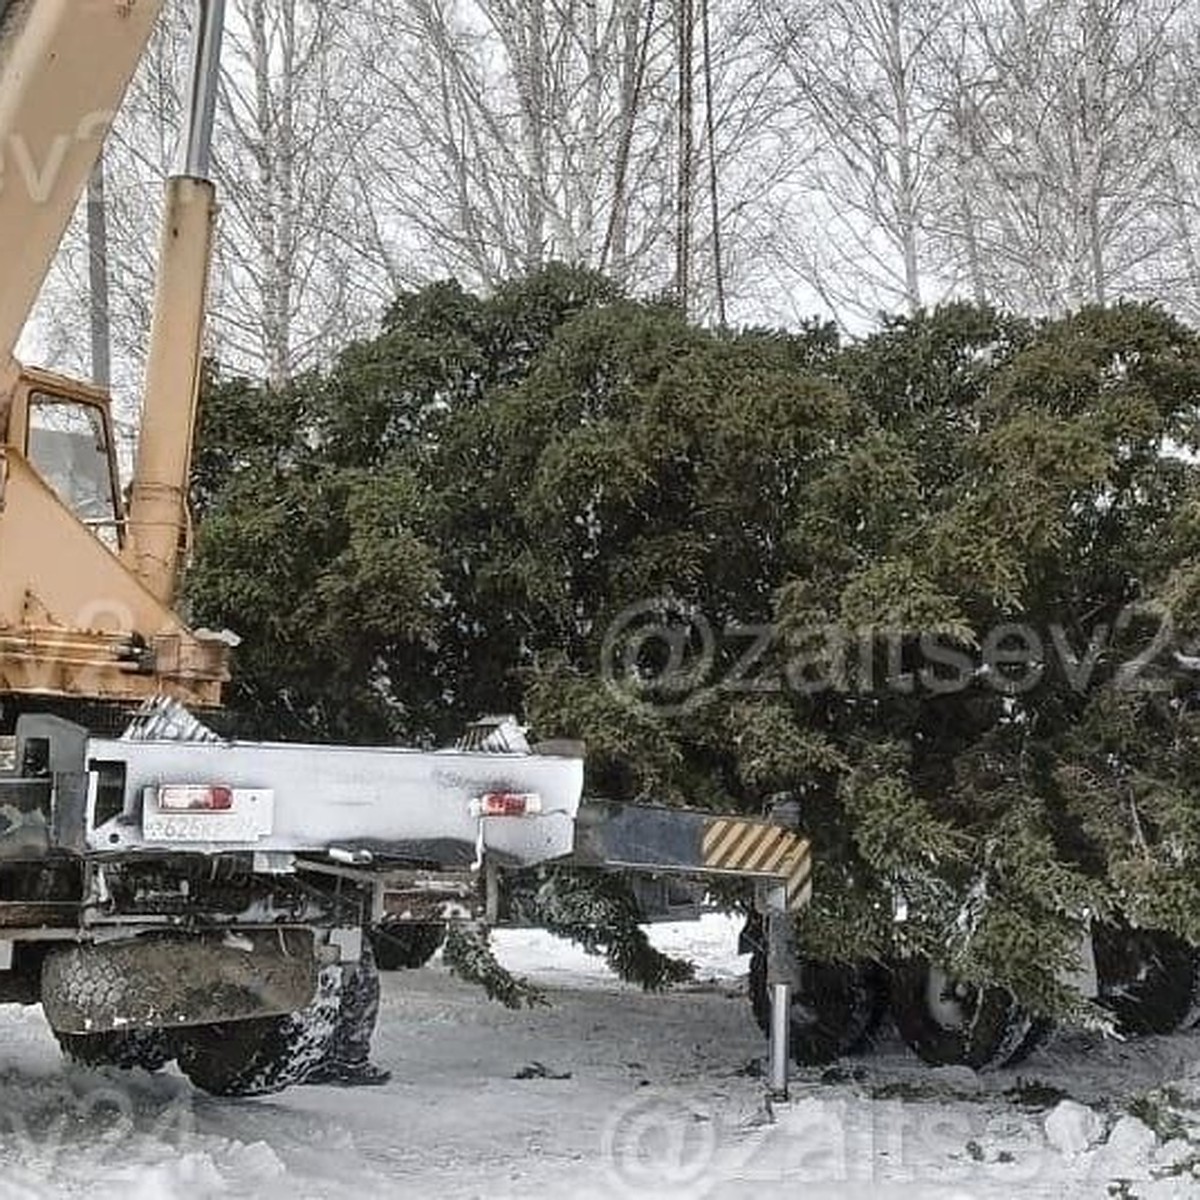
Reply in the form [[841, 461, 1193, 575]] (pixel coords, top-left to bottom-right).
[[4, 367, 125, 551], [0, 361, 228, 712]]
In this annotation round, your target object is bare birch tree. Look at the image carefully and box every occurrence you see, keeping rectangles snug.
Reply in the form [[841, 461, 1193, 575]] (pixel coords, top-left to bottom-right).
[[756, 0, 957, 325], [938, 0, 1190, 312], [336, 0, 680, 292], [210, 0, 382, 386]]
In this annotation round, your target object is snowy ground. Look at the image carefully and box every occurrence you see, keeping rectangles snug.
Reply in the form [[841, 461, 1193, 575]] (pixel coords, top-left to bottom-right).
[[2, 915, 1200, 1198]]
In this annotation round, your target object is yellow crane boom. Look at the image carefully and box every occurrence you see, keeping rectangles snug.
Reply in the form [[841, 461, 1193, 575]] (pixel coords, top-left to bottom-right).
[[0, 0, 165, 396], [0, 0, 228, 715]]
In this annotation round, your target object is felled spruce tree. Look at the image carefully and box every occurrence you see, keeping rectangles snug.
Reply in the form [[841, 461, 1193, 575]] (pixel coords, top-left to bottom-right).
[[189, 266, 1200, 1023]]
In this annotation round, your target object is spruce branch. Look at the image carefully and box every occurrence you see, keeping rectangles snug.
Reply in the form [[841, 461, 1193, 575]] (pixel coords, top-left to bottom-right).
[[517, 869, 695, 990], [442, 923, 547, 1009]]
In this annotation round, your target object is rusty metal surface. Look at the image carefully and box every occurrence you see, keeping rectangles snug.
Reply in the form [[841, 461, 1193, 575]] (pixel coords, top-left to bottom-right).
[[381, 875, 479, 921], [0, 900, 78, 929]]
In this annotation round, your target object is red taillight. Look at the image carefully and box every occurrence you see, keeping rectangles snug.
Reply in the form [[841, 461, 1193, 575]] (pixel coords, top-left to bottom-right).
[[157, 785, 234, 812], [470, 791, 542, 817]]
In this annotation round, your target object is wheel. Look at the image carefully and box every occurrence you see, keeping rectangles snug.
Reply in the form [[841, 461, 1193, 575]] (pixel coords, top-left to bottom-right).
[[55, 1028, 174, 1072], [748, 949, 886, 1066], [326, 936, 383, 1066], [889, 957, 1037, 1070], [370, 920, 445, 971], [1093, 925, 1200, 1036], [304, 936, 390, 1085], [176, 964, 342, 1097]]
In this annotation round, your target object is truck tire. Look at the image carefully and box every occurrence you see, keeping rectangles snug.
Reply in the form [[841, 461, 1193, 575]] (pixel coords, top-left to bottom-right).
[[890, 957, 1036, 1070], [55, 1028, 174, 1072], [176, 964, 342, 1097], [748, 949, 885, 1065], [328, 938, 382, 1064], [302, 938, 389, 1084], [370, 920, 445, 971], [1093, 925, 1200, 1036]]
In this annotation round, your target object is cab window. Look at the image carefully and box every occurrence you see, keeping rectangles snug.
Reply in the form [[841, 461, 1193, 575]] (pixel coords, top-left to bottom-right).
[[26, 393, 122, 549]]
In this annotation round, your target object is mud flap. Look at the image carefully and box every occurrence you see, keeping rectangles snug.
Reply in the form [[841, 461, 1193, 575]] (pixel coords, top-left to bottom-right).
[[42, 929, 318, 1034]]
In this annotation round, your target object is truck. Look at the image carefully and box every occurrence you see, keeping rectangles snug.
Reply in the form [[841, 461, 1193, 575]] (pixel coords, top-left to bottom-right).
[[0, 0, 812, 1097]]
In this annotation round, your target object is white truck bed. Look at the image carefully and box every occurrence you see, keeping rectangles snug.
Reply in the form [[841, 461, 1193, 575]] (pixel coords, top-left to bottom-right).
[[86, 736, 585, 868]]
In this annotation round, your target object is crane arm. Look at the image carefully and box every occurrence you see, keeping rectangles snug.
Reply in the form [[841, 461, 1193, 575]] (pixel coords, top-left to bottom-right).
[[0, 0, 230, 710], [0, 0, 166, 415]]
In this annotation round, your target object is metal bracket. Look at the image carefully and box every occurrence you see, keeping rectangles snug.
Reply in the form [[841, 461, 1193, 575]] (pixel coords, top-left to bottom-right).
[[485, 858, 500, 924], [328, 925, 363, 965]]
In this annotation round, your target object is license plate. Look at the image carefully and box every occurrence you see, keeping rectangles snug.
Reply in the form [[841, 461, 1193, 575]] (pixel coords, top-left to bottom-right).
[[142, 787, 273, 843]]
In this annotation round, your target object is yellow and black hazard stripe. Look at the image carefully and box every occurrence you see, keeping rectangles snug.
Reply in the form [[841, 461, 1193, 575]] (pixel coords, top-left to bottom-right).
[[701, 817, 812, 912]]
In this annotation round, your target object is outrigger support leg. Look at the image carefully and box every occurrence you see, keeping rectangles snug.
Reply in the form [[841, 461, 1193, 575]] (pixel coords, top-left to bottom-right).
[[764, 880, 794, 1102], [569, 797, 811, 1102]]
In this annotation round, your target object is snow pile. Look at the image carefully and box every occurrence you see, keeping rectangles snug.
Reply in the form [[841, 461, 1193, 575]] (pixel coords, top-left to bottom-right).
[[1044, 1099, 1102, 1155], [89, 1153, 226, 1200], [0, 920, 1197, 1198], [1047, 1106, 1198, 1198], [493, 910, 746, 989]]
